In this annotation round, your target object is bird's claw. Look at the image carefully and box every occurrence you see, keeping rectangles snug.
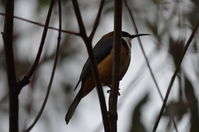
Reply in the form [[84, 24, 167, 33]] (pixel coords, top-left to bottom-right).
[[107, 89, 120, 96]]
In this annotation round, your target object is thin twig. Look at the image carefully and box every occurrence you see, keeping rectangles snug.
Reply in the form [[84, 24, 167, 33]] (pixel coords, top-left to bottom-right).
[[108, 0, 122, 131], [72, 0, 87, 37], [124, 0, 163, 103], [0, 12, 80, 36], [153, 20, 199, 132], [24, 0, 61, 131], [71, 0, 110, 131], [124, 1, 179, 131], [89, 0, 104, 40], [25, 0, 54, 78], [17, 0, 55, 94], [25, 0, 57, 132], [2, 0, 18, 131]]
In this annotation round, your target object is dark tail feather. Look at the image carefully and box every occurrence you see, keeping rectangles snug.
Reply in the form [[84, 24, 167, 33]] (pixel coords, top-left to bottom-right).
[[65, 91, 82, 124]]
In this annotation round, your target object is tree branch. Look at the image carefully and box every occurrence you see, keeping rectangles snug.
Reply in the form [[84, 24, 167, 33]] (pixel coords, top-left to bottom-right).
[[0, 12, 80, 36], [24, 0, 61, 131], [2, 0, 18, 131], [71, 0, 110, 131], [17, 0, 55, 94], [89, 0, 104, 40], [124, 1, 179, 131], [108, 0, 122, 131], [153, 19, 199, 132], [72, 0, 87, 37], [124, 0, 163, 103]]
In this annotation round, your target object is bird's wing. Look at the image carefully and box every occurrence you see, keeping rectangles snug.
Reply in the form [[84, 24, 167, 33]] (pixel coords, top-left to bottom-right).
[[79, 37, 113, 81], [74, 37, 113, 91]]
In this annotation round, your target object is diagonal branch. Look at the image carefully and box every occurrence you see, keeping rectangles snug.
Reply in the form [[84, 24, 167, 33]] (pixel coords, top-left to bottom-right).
[[71, 0, 110, 131], [24, 0, 62, 131], [72, 0, 87, 37], [17, 0, 55, 94], [153, 19, 199, 132], [124, 0, 163, 102], [0, 12, 80, 36], [124, 1, 179, 131]]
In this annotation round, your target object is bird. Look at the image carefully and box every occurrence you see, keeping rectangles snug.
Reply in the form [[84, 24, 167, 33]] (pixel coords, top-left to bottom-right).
[[65, 31, 149, 124]]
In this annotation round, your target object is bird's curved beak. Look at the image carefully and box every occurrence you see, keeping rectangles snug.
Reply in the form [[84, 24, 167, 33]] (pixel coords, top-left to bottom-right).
[[131, 34, 150, 38]]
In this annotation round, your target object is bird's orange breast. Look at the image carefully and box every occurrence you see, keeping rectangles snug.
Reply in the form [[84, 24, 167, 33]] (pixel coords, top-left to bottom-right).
[[81, 45, 130, 97]]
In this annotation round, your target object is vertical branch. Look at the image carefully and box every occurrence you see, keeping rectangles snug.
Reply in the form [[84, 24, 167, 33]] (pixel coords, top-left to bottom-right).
[[72, 0, 110, 131], [2, 0, 18, 131], [153, 20, 199, 132], [109, 0, 122, 131]]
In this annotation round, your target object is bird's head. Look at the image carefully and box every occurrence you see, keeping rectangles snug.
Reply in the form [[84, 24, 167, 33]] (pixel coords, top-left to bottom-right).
[[121, 31, 150, 48], [102, 31, 150, 48]]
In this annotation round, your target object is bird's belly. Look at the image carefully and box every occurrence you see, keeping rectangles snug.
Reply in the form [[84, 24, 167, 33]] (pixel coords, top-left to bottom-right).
[[97, 53, 113, 85], [82, 46, 130, 97], [98, 46, 130, 85]]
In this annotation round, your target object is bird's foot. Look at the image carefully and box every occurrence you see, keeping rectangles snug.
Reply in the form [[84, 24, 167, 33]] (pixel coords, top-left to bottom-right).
[[107, 89, 120, 96]]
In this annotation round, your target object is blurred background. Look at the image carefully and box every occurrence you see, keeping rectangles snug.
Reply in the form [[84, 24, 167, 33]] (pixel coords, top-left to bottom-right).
[[0, 0, 199, 131]]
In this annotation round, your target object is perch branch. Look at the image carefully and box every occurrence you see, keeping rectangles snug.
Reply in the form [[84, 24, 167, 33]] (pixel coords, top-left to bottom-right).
[[108, 0, 122, 131], [72, 0, 110, 131]]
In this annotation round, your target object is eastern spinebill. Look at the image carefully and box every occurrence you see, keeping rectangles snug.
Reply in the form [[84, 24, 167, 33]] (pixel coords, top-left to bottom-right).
[[65, 31, 149, 124]]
